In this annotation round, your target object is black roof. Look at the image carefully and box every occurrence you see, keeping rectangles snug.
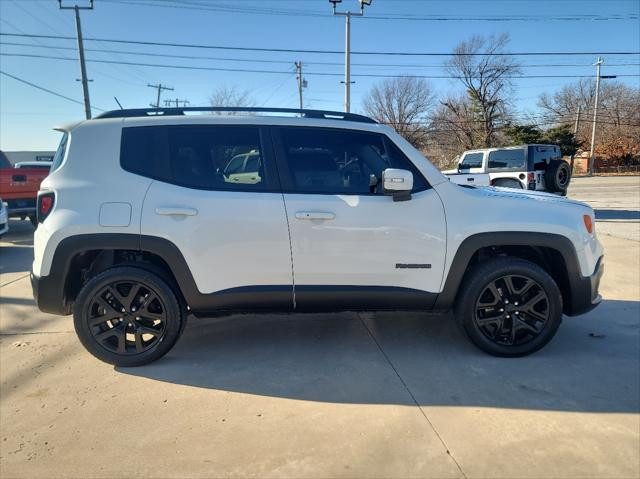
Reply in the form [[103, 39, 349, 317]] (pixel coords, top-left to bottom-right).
[[94, 107, 377, 124]]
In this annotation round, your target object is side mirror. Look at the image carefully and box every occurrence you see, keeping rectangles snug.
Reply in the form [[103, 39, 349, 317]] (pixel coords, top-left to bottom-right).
[[382, 168, 413, 202]]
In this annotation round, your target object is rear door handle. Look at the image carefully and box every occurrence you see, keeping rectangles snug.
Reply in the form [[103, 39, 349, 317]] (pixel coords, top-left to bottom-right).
[[295, 211, 335, 220], [467, 177, 475, 182], [156, 206, 198, 216], [12, 175, 27, 182]]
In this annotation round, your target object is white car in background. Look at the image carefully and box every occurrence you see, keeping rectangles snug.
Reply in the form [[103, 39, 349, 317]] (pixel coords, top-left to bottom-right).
[[444, 144, 572, 195], [0, 198, 8, 237]]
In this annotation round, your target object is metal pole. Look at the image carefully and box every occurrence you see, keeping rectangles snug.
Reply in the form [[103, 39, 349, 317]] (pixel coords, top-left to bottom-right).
[[344, 12, 351, 113], [588, 57, 603, 176], [74, 5, 91, 119], [570, 105, 581, 171], [295, 61, 303, 109], [156, 86, 162, 110]]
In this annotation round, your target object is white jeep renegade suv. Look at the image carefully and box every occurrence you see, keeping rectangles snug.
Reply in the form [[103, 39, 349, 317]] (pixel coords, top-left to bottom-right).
[[31, 107, 604, 366]]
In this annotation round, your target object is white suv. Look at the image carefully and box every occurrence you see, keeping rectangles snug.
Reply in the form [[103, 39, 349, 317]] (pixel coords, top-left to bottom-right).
[[31, 107, 604, 366], [444, 144, 572, 194]]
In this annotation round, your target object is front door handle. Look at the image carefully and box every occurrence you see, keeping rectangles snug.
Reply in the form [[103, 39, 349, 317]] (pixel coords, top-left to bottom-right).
[[295, 211, 336, 220], [156, 206, 198, 216]]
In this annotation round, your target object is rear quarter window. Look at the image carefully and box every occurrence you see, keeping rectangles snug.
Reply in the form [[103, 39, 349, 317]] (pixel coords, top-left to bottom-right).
[[120, 125, 270, 191]]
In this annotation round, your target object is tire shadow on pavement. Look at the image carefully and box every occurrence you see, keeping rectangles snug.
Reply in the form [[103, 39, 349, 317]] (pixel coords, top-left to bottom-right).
[[116, 298, 639, 414]]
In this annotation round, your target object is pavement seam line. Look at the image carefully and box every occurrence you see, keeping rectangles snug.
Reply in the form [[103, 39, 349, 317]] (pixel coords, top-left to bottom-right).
[[357, 313, 468, 479], [0, 273, 31, 288]]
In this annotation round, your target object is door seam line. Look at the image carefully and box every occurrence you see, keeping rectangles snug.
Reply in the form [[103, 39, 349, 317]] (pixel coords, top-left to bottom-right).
[[280, 192, 296, 310]]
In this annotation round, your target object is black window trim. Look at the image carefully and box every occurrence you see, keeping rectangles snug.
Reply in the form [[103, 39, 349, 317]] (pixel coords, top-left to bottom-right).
[[120, 124, 282, 193], [270, 125, 431, 196]]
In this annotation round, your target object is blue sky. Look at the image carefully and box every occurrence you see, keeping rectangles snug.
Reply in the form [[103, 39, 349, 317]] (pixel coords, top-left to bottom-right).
[[1, 0, 639, 150]]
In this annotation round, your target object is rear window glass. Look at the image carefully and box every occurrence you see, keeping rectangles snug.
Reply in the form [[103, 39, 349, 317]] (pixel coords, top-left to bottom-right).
[[49, 132, 68, 173], [120, 125, 267, 191], [488, 149, 525, 170], [531, 146, 561, 170], [459, 152, 483, 169]]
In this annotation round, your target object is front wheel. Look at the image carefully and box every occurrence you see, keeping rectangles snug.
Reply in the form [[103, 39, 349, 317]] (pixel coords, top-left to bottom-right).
[[73, 266, 184, 366], [454, 257, 563, 357]]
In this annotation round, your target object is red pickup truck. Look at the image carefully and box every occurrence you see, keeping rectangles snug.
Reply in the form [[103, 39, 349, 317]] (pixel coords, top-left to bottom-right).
[[0, 151, 49, 225]]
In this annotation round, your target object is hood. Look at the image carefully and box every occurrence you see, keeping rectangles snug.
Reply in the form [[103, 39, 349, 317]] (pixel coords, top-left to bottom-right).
[[480, 186, 589, 208]]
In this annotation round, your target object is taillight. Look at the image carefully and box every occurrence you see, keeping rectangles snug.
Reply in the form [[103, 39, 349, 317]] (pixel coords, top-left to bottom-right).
[[37, 192, 55, 223], [527, 172, 535, 182]]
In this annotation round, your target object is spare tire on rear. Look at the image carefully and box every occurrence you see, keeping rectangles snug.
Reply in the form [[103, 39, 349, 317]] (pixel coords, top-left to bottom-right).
[[545, 159, 571, 192]]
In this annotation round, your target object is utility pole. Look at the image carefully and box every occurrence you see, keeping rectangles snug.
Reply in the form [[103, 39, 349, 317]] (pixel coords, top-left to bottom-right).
[[331, 0, 373, 113], [570, 105, 581, 171], [148, 83, 174, 109], [588, 57, 603, 176], [58, 0, 93, 120], [164, 98, 190, 108], [294, 61, 307, 109]]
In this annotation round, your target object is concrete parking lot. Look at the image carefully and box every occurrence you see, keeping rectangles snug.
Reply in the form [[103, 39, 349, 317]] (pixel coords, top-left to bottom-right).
[[1, 176, 639, 478]]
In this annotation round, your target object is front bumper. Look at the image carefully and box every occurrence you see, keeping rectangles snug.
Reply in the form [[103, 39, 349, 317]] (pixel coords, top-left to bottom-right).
[[565, 256, 604, 316]]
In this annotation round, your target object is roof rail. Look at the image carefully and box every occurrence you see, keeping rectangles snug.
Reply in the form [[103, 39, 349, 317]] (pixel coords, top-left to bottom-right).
[[94, 107, 377, 124]]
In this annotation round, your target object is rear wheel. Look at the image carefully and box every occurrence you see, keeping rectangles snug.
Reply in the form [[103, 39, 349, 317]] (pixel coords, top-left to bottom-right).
[[492, 178, 523, 189], [454, 257, 563, 357], [73, 266, 184, 366]]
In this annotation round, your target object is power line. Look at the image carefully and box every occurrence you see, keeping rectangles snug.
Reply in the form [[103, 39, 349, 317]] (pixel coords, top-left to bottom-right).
[[0, 70, 105, 112], [2, 32, 639, 57], [4, 52, 640, 80], [5, 41, 639, 69], [99, 0, 639, 22]]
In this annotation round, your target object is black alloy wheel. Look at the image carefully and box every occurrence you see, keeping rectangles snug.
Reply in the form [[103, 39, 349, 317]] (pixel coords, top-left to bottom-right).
[[454, 257, 563, 357], [474, 274, 550, 347], [88, 280, 167, 355], [74, 266, 184, 366]]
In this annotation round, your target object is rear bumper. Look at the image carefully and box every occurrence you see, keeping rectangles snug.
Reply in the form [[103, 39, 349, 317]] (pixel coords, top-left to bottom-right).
[[565, 256, 604, 316], [31, 271, 71, 315], [5, 198, 36, 217]]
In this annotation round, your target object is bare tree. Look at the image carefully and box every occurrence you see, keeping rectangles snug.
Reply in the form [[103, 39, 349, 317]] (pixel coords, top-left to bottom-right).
[[362, 77, 435, 148], [538, 80, 640, 163], [209, 85, 255, 114], [444, 33, 520, 147]]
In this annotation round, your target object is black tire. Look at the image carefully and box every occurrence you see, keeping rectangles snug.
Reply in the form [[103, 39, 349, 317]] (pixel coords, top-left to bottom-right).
[[492, 178, 523, 189], [545, 160, 571, 192], [73, 266, 184, 366], [454, 257, 563, 357]]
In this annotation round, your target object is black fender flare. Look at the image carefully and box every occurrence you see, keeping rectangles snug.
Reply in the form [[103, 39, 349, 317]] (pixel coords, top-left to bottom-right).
[[33, 233, 293, 315], [434, 232, 594, 315]]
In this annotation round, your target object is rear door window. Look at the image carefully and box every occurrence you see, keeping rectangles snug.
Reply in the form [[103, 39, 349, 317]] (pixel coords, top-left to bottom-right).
[[459, 152, 484, 169], [488, 149, 525, 170], [121, 125, 273, 191]]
